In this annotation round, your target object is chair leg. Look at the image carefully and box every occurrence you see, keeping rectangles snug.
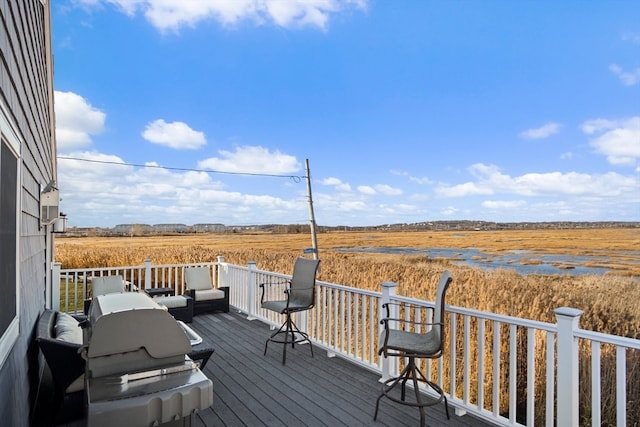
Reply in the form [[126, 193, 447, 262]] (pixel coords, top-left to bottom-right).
[[410, 365, 426, 426], [264, 313, 313, 365], [373, 357, 449, 425], [374, 362, 414, 421], [264, 316, 289, 357], [425, 379, 450, 419], [289, 317, 314, 359], [282, 315, 291, 364]]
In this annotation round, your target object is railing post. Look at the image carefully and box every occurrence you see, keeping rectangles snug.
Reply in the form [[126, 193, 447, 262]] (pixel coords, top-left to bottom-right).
[[379, 281, 397, 381], [52, 262, 61, 311], [247, 261, 257, 320], [144, 259, 152, 290], [216, 255, 225, 288], [555, 307, 583, 427]]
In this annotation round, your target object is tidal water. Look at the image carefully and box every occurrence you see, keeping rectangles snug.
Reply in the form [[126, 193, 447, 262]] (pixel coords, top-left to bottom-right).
[[335, 246, 640, 276]]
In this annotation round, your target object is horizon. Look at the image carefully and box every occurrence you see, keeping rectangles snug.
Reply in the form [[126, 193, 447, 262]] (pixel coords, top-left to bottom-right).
[[63, 219, 640, 230], [52, 1, 640, 227]]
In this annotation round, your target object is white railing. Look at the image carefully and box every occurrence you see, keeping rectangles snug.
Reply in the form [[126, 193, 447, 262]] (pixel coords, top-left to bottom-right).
[[53, 258, 640, 427], [53, 259, 221, 313]]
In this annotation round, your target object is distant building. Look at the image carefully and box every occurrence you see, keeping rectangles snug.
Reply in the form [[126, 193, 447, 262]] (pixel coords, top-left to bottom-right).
[[193, 223, 227, 232], [153, 223, 189, 233], [113, 223, 154, 235]]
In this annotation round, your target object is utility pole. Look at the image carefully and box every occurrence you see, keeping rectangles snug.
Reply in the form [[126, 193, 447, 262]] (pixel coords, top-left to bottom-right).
[[305, 159, 319, 259]]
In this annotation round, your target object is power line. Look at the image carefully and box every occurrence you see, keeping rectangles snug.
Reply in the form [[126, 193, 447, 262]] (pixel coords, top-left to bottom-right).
[[57, 156, 306, 181]]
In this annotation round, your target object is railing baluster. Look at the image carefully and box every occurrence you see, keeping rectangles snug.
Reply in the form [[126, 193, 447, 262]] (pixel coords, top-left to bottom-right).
[[493, 320, 501, 418], [369, 295, 375, 368], [449, 314, 456, 396], [359, 294, 364, 361], [463, 314, 471, 405], [616, 346, 626, 427], [477, 318, 485, 411], [346, 291, 352, 356], [352, 292, 357, 357], [546, 330, 555, 426], [330, 289, 335, 350], [509, 324, 517, 424], [592, 341, 601, 426], [526, 328, 535, 427]]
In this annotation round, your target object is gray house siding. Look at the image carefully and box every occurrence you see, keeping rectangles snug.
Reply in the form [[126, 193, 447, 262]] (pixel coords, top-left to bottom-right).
[[0, 1, 56, 425]]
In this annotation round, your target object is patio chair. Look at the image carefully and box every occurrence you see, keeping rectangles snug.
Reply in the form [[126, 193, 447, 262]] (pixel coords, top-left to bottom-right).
[[84, 275, 130, 314], [374, 270, 453, 426], [260, 257, 320, 365], [184, 266, 230, 315], [36, 309, 86, 423]]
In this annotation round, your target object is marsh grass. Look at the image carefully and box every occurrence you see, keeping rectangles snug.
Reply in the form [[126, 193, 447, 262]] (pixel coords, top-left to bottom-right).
[[55, 229, 640, 425]]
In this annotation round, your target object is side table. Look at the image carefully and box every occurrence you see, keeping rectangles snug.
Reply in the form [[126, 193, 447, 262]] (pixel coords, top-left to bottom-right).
[[145, 287, 175, 298]]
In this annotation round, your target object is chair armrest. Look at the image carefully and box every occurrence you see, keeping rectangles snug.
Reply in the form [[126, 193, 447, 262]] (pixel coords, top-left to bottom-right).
[[379, 302, 441, 332], [220, 286, 230, 302], [259, 280, 290, 304], [381, 301, 435, 318], [380, 317, 441, 330]]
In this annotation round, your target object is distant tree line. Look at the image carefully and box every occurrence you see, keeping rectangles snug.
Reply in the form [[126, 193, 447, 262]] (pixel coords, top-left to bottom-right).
[[59, 220, 638, 237]]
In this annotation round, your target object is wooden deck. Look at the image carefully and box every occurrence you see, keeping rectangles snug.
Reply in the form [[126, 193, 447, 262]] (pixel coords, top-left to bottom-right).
[[36, 310, 493, 426], [190, 311, 491, 427]]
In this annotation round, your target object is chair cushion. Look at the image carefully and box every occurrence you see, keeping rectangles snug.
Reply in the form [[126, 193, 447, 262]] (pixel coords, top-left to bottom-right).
[[195, 289, 225, 301], [54, 312, 83, 344], [92, 276, 126, 296], [155, 295, 188, 308], [185, 267, 213, 291]]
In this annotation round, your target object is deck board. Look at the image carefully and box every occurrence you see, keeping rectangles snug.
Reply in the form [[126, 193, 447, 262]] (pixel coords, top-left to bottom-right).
[[191, 311, 491, 427]]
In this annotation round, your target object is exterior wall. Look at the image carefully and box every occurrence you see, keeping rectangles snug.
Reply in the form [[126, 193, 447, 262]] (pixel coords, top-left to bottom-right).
[[0, 1, 55, 425]]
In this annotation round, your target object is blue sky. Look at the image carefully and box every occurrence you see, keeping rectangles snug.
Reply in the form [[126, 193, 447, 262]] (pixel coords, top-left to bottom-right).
[[52, 0, 639, 228]]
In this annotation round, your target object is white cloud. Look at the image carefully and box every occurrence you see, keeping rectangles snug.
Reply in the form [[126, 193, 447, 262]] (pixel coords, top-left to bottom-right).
[[441, 206, 458, 216], [436, 181, 494, 197], [436, 163, 637, 198], [609, 64, 640, 86], [57, 149, 308, 226], [409, 176, 434, 185], [142, 119, 206, 149], [373, 184, 402, 196], [560, 152, 573, 160], [320, 177, 351, 192], [321, 177, 342, 186], [582, 116, 640, 166], [357, 185, 376, 195], [622, 32, 640, 44], [83, 0, 368, 32], [391, 169, 433, 185], [54, 91, 106, 150], [355, 184, 402, 196], [481, 200, 527, 210], [315, 192, 369, 215], [581, 118, 617, 135], [198, 145, 300, 174], [519, 122, 561, 139]]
